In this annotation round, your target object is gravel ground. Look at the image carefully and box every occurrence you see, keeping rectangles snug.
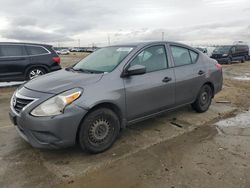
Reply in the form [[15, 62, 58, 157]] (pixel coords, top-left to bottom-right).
[[0, 57, 250, 188]]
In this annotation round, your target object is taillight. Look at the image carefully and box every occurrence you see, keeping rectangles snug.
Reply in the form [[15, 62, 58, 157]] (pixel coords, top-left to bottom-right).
[[215, 63, 222, 70], [52, 57, 61, 64]]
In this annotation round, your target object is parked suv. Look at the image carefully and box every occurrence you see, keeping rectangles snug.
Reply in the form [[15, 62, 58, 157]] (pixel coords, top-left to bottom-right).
[[9, 41, 223, 153], [211, 45, 249, 64], [0, 43, 61, 81]]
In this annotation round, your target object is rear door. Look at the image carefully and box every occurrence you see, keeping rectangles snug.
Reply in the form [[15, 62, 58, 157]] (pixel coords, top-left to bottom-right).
[[25, 45, 51, 65], [124, 44, 175, 121], [231, 46, 240, 61], [0, 44, 29, 81], [169, 45, 206, 106]]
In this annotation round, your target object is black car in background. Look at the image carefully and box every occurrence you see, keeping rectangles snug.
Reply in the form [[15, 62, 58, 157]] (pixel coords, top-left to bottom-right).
[[0, 43, 61, 81], [211, 45, 249, 64]]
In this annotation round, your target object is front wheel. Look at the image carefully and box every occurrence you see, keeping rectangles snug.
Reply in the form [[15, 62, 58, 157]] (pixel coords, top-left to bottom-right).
[[227, 57, 232, 64], [192, 85, 212, 113], [78, 108, 120, 153]]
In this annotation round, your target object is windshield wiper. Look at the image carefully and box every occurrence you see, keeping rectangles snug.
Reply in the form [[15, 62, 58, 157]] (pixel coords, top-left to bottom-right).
[[72, 68, 104, 74], [65, 67, 74, 71]]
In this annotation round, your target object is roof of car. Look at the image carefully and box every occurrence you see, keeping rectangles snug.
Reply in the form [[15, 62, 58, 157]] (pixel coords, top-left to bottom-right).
[[109, 41, 189, 48], [218, 44, 249, 47], [0, 42, 52, 47]]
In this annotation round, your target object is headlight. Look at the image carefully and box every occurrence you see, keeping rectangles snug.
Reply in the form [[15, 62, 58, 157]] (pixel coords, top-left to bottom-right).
[[222, 54, 228, 57], [31, 88, 82, 117]]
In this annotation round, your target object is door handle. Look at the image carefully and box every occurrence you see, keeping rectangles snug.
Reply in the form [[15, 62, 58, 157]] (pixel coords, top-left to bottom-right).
[[162, 77, 172, 83], [198, 70, 205, 75]]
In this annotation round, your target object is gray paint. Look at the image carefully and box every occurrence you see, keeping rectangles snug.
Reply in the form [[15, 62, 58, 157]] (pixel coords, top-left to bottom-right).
[[9, 41, 223, 149]]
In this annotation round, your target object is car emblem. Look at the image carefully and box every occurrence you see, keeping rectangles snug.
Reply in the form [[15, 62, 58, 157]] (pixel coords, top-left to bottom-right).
[[13, 97, 17, 107]]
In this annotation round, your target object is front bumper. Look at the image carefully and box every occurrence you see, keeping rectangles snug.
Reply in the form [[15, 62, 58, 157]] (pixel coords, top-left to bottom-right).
[[9, 88, 88, 149], [211, 57, 228, 63]]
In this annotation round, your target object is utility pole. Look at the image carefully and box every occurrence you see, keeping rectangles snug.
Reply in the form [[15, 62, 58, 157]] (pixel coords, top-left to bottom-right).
[[108, 34, 111, 45], [78, 39, 81, 48], [161, 32, 165, 41]]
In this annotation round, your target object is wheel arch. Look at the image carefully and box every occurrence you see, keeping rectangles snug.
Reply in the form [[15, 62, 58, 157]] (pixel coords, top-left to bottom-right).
[[25, 64, 49, 76], [203, 81, 215, 97], [75, 102, 124, 144]]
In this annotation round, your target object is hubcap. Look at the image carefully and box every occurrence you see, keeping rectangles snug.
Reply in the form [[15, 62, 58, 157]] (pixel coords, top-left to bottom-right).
[[29, 69, 44, 79], [200, 91, 209, 106], [89, 119, 111, 144]]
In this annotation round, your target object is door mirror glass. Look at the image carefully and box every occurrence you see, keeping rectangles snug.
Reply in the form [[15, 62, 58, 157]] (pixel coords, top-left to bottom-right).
[[125, 65, 146, 76]]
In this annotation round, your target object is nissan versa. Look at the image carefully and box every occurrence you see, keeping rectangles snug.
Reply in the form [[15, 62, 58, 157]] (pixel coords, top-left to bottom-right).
[[9, 41, 223, 153]]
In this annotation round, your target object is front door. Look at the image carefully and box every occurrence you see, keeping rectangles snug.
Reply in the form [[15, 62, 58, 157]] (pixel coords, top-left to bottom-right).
[[123, 44, 175, 121], [0, 45, 29, 81]]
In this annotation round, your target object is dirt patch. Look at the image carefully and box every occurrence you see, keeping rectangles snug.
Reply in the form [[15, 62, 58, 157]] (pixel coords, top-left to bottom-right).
[[215, 61, 250, 110], [215, 78, 250, 111], [58, 116, 250, 188], [56, 124, 243, 188], [60, 52, 90, 68]]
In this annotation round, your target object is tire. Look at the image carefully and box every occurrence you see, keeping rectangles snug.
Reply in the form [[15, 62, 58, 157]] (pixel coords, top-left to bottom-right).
[[26, 67, 46, 80], [192, 85, 212, 113], [227, 57, 232, 64], [241, 57, 245, 63], [78, 108, 120, 153]]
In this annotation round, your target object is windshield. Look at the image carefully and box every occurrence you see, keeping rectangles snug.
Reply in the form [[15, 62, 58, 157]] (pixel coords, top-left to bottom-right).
[[213, 46, 231, 54], [73, 46, 134, 72]]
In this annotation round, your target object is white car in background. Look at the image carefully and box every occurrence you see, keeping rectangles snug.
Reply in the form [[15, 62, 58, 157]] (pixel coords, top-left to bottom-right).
[[57, 49, 70, 55]]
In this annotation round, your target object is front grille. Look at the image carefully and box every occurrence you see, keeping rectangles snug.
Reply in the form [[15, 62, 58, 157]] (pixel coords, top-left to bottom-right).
[[212, 54, 222, 58], [13, 97, 33, 113]]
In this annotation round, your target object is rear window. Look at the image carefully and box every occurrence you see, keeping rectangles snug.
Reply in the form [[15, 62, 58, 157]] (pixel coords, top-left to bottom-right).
[[236, 45, 249, 52], [189, 50, 199, 63], [171, 46, 192, 66], [0, 45, 27, 57], [26, 46, 49, 55]]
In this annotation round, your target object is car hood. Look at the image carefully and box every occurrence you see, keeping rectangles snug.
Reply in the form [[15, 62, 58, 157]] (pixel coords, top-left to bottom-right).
[[211, 53, 223, 57], [24, 69, 103, 94], [212, 53, 223, 55]]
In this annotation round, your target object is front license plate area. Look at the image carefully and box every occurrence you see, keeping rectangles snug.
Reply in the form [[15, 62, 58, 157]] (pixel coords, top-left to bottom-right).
[[9, 113, 17, 125]]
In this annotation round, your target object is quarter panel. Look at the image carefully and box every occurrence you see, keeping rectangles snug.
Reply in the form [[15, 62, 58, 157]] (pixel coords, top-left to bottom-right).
[[76, 71, 127, 117]]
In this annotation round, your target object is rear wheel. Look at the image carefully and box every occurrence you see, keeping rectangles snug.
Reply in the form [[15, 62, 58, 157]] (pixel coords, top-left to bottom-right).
[[26, 67, 46, 80], [78, 108, 120, 153], [227, 57, 232, 64], [192, 85, 212, 113], [241, 57, 245, 63]]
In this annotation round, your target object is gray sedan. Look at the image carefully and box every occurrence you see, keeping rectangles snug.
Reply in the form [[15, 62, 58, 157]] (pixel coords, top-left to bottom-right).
[[9, 41, 223, 153]]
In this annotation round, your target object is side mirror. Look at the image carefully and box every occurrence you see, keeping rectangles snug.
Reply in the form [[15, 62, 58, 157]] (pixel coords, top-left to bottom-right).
[[122, 65, 146, 77]]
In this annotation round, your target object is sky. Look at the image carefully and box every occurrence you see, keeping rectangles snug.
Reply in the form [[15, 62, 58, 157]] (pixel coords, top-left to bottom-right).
[[0, 0, 249, 47]]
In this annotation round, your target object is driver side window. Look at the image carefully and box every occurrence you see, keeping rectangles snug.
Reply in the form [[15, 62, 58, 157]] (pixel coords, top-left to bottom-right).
[[231, 47, 236, 53], [130, 45, 168, 72]]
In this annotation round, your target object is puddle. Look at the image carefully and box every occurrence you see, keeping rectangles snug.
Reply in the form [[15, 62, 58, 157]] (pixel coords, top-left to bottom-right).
[[0, 81, 24, 87], [233, 73, 250, 81], [216, 110, 250, 128], [233, 76, 250, 81]]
